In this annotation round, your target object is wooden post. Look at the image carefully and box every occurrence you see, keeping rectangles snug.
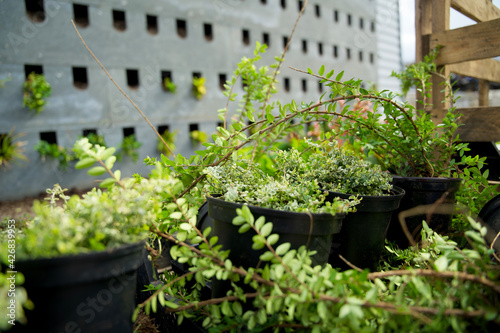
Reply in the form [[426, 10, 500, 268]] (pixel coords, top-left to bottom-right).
[[431, 0, 450, 123], [478, 79, 490, 106]]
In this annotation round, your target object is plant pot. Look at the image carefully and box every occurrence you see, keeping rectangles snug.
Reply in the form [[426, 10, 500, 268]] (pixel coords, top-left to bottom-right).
[[326, 186, 405, 271], [207, 195, 345, 297], [386, 176, 461, 248], [14, 241, 145, 333]]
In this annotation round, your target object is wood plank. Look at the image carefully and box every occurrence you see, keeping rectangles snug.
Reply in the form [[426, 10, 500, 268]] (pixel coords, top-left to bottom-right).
[[456, 106, 500, 142], [478, 80, 490, 106], [430, 18, 500, 65], [449, 59, 500, 83], [431, 0, 451, 121], [451, 0, 500, 22], [415, 0, 433, 62]]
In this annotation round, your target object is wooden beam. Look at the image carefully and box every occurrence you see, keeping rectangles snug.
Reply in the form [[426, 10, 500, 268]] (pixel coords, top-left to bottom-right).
[[431, 0, 451, 122], [456, 106, 500, 142], [430, 18, 500, 65], [449, 59, 500, 83], [478, 80, 490, 106], [415, 0, 432, 63], [451, 0, 500, 22]]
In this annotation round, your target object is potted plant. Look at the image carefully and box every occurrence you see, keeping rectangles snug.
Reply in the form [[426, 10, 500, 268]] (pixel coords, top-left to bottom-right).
[[203, 148, 358, 296], [22, 72, 51, 114], [0, 129, 27, 170], [12, 140, 177, 333], [287, 139, 405, 270], [292, 50, 466, 248]]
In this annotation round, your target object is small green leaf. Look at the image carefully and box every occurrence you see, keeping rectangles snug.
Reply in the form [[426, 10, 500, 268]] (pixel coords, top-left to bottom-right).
[[105, 155, 116, 169], [99, 177, 116, 188], [100, 147, 116, 160], [318, 64, 325, 76], [275, 243, 290, 256], [336, 70, 344, 81], [75, 157, 96, 169], [87, 166, 106, 176]]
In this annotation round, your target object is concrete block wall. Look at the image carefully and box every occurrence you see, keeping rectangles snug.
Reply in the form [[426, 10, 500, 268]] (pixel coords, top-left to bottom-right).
[[0, 0, 386, 200]]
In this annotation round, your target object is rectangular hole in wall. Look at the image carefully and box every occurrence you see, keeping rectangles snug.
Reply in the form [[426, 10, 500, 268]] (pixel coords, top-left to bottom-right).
[[192, 72, 201, 80], [333, 46, 338, 59], [176, 19, 187, 38], [315, 4, 320, 17], [283, 36, 289, 49], [219, 74, 227, 91], [73, 3, 89, 28], [284, 77, 290, 92], [371, 21, 376, 32], [40, 131, 57, 144], [334, 9, 339, 22], [261, 0, 267, 4], [204, 23, 213, 41], [302, 39, 307, 54], [147, 15, 158, 34], [242, 29, 250, 45], [189, 123, 199, 134], [370, 53, 374, 64], [318, 42, 323, 56], [359, 51, 363, 62], [360, 17, 364, 30], [263, 32, 270, 47], [25, 0, 45, 22], [72, 67, 88, 89], [318, 81, 323, 93], [347, 14, 352, 26], [161, 71, 172, 91], [346, 48, 351, 60], [126, 69, 139, 89], [281, 0, 286, 9], [301, 79, 307, 92], [158, 125, 169, 136], [298, 1, 303, 12], [112, 9, 126, 31], [24, 64, 43, 78], [123, 127, 135, 138]]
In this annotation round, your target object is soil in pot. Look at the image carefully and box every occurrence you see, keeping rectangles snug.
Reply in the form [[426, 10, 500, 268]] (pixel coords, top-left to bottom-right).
[[14, 241, 145, 333], [326, 186, 405, 271], [386, 176, 461, 248]]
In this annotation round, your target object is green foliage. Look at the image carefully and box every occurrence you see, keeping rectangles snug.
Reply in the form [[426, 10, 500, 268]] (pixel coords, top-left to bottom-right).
[[73, 137, 121, 189], [85, 132, 106, 147], [117, 134, 142, 162], [190, 130, 208, 146], [16, 177, 167, 259], [22, 72, 52, 113], [34, 140, 75, 170], [142, 204, 499, 332], [157, 129, 177, 156], [295, 139, 393, 196], [303, 50, 462, 178], [0, 129, 27, 170], [203, 150, 359, 215], [192, 76, 206, 100], [164, 77, 177, 93]]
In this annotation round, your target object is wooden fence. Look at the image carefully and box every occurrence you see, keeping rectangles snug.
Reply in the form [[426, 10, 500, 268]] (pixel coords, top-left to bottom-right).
[[416, 0, 500, 142]]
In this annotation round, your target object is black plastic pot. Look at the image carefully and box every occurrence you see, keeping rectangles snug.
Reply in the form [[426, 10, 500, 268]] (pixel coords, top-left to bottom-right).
[[386, 176, 461, 248], [326, 186, 405, 271], [479, 193, 500, 234], [207, 195, 345, 297], [14, 241, 145, 333]]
